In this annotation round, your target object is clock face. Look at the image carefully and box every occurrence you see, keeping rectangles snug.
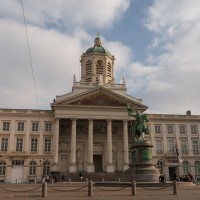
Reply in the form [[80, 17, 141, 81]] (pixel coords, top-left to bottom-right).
[[96, 60, 103, 66]]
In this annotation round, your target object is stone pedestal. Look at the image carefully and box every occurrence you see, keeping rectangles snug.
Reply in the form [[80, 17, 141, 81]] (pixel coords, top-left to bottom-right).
[[86, 164, 95, 173], [129, 140, 160, 182], [51, 162, 59, 172], [106, 164, 114, 172], [69, 164, 77, 173]]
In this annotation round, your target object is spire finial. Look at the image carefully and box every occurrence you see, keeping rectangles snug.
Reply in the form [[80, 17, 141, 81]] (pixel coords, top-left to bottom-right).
[[97, 33, 100, 37], [94, 34, 102, 47]]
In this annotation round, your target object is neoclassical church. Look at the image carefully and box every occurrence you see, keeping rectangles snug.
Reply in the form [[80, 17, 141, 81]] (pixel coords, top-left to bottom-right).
[[0, 37, 200, 183]]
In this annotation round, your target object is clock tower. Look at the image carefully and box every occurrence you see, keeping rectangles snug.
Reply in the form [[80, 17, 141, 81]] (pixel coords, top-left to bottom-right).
[[80, 36, 115, 84]]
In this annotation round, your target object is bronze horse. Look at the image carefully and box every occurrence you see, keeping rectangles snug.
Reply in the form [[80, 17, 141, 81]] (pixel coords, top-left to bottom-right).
[[126, 102, 149, 142], [130, 112, 149, 141]]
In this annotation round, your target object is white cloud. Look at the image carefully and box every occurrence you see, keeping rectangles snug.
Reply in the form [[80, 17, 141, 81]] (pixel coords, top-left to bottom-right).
[[1, 0, 200, 116], [137, 0, 200, 114], [0, 19, 88, 109], [0, 0, 130, 29], [0, 0, 131, 109]]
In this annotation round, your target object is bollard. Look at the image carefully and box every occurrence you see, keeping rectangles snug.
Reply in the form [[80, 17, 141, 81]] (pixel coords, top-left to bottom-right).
[[42, 182, 47, 198], [131, 180, 136, 196], [118, 177, 121, 182], [68, 178, 71, 183], [173, 180, 178, 195], [88, 180, 93, 197], [34, 178, 37, 185]]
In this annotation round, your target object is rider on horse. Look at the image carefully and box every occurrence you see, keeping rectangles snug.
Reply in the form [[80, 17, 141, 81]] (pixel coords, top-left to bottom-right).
[[126, 102, 150, 142]]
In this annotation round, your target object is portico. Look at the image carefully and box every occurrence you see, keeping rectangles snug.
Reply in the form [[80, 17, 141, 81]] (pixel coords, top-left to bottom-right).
[[52, 117, 131, 173]]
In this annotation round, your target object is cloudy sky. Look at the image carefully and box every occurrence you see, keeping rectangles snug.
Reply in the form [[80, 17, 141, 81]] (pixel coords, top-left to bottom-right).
[[0, 0, 200, 115]]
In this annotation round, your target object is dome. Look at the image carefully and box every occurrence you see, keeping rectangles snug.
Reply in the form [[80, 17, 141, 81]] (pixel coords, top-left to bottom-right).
[[84, 37, 111, 56]]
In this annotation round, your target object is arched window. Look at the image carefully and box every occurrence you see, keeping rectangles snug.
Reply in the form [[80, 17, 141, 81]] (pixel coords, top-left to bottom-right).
[[183, 161, 190, 175], [43, 161, 50, 176], [85, 60, 92, 82], [0, 161, 6, 175], [107, 62, 112, 83], [29, 161, 36, 176], [194, 161, 200, 175]]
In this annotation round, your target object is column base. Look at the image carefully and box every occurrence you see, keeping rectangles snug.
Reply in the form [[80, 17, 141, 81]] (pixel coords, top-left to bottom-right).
[[86, 164, 94, 173], [106, 164, 114, 172], [69, 164, 77, 173], [51, 162, 59, 172], [123, 164, 129, 171]]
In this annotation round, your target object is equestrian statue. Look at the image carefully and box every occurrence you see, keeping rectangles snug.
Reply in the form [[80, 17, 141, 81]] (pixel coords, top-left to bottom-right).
[[126, 102, 150, 142]]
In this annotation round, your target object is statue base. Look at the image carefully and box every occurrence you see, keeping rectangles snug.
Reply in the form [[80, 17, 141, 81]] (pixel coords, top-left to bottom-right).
[[128, 140, 160, 182]]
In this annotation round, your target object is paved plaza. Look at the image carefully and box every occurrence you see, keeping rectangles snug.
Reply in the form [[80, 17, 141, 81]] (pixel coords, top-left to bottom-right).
[[0, 182, 199, 200]]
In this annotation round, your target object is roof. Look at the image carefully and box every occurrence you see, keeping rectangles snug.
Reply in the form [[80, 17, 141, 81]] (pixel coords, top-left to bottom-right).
[[84, 36, 112, 56]]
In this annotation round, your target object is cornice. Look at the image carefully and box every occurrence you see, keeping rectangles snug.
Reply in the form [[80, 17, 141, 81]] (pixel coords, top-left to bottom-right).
[[0, 110, 54, 118]]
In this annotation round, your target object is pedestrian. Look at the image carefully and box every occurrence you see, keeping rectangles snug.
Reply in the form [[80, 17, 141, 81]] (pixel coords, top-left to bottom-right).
[[79, 172, 83, 179]]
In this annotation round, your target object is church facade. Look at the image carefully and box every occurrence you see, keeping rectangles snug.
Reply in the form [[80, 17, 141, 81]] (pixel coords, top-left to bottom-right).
[[0, 37, 200, 183]]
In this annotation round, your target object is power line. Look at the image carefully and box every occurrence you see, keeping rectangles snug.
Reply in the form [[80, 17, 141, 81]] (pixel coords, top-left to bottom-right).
[[20, 0, 39, 111], [20, 0, 42, 131]]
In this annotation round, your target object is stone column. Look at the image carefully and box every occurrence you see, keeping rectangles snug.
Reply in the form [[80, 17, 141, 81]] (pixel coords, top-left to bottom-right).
[[87, 119, 94, 172], [69, 119, 77, 173], [106, 119, 114, 172], [123, 120, 129, 171], [51, 118, 59, 172]]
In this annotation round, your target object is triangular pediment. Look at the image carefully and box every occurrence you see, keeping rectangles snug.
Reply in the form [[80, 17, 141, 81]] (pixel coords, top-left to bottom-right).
[[69, 91, 125, 106], [52, 87, 148, 111]]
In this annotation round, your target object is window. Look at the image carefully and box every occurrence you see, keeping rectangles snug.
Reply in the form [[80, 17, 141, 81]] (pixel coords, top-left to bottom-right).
[[45, 123, 52, 132], [43, 161, 50, 176], [181, 141, 188, 154], [17, 122, 24, 131], [192, 141, 199, 154], [16, 138, 23, 152], [44, 139, 51, 152], [1, 138, 8, 152], [31, 139, 38, 152], [167, 125, 174, 134], [32, 122, 39, 131], [155, 125, 161, 134], [191, 125, 198, 134], [156, 160, 163, 173], [179, 125, 186, 134], [29, 161, 36, 175], [156, 140, 163, 153], [12, 160, 24, 165], [3, 122, 10, 131], [168, 140, 175, 153], [0, 161, 6, 175], [194, 161, 200, 175], [183, 161, 190, 175]]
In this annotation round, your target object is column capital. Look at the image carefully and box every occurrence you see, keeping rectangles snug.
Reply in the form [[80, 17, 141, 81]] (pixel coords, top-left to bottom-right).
[[88, 118, 94, 122], [107, 119, 113, 122], [71, 118, 77, 122], [54, 117, 60, 122]]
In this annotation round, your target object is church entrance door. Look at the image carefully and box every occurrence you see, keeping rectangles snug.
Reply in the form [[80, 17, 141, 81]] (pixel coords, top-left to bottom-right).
[[93, 155, 103, 172]]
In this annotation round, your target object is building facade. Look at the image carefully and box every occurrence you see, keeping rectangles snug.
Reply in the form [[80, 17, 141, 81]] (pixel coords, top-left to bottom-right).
[[0, 37, 200, 183]]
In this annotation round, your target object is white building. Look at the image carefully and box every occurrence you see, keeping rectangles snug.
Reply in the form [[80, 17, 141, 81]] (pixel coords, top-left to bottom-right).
[[0, 37, 200, 183]]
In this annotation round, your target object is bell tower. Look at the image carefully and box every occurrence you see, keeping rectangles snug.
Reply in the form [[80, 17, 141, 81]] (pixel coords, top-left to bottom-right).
[[80, 36, 115, 85]]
